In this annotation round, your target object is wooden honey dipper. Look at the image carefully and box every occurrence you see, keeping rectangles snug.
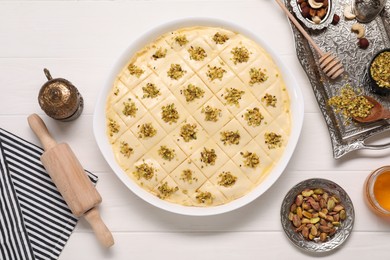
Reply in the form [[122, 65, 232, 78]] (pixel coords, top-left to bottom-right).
[[28, 114, 114, 248], [274, 0, 345, 79]]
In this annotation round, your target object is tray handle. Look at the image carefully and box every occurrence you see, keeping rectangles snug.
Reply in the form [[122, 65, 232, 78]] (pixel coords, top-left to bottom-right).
[[361, 141, 390, 150]]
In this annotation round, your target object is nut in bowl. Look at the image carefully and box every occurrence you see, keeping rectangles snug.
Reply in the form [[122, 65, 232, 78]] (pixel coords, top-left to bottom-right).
[[290, 0, 336, 30], [281, 178, 355, 252], [368, 49, 390, 96]]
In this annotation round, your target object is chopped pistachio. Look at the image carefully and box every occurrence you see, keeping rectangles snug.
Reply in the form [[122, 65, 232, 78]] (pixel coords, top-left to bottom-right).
[[120, 142, 134, 158], [262, 93, 277, 107], [183, 84, 205, 102], [213, 32, 229, 44], [174, 35, 189, 46], [113, 87, 119, 96], [133, 162, 155, 180], [328, 85, 374, 121], [161, 103, 179, 124], [249, 67, 268, 86], [167, 64, 186, 80], [200, 147, 217, 166], [370, 51, 390, 88], [158, 145, 176, 161], [241, 151, 260, 168], [152, 48, 167, 60], [264, 132, 282, 149], [180, 169, 198, 184], [127, 64, 144, 78], [188, 46, 207, 61], [244, 107, 264, 126], [180, 123, 198, 142], [201, 105, 221, 122], [220, 130, 240, 145], [218, 171, 237, 187], [206, 65, 226, 81], [122, 99, 137, 117], [231, 46, 250, 64], [157, 182, 179, 199], [108, 119, 120, 137], [196, 191, 213, 204], [142, 83, 161, 99], [224, 88, 245, 106], [138, 123, 157, 138]]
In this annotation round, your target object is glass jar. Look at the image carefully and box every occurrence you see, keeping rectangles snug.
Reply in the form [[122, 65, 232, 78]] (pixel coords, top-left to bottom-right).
[[364, 166, 390, 217]]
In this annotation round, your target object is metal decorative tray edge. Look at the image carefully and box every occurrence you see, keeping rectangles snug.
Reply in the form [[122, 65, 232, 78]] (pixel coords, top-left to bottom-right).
[[285, 0, 390, 159]]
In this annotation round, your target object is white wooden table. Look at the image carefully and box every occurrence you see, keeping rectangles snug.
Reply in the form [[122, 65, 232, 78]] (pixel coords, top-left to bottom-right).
[[1, 0, 390, 259]]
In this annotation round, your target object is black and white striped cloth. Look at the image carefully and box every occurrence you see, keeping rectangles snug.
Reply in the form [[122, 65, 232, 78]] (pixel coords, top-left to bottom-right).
[[0, 128, 98, 260]]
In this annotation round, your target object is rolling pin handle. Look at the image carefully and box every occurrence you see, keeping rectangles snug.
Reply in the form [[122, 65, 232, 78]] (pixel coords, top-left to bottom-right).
[[27, 113, 57, 151], [84, 207, 114, 248]]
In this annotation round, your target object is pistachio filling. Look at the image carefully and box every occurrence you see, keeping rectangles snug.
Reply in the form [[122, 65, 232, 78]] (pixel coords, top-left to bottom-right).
[[180, 169, 198, 184], [108, 119, 120, 137], [161, 103, 179, 124], [167, 64, 187, 80], [152, 48, 167, 60], [174, 35, 189, 46], [200, 147, 217, 166], [213, 32, 229, 44], [133, 163, 155, 180], [188, 46, 207, 61], [244, 107, 264, 126], [120, 142, 134, 158], [201, 105, 221, 122], [128, 64, 144, 78], [231, 46, 250, 64], [182, 84, 205, 102], [196, 191, 213, 204], [142, 83, 161, 99], [224, 88, 245, 106], [262, 93, 277, 107], [264, 132, 282, 149], [157, 182, 179, 199], [180, 123, 198, 142], [122, 99, 137, 117], [241, 151, 260, 168], [220, 130, 241, 145], [249, 67, 268, 86], [218, 172, 237, 187], [158, 145, 176, 161], [138, 123, 157, 138], [207, 65, 226, 81]]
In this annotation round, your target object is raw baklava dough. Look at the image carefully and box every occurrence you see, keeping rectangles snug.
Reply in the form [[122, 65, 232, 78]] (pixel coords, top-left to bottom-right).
[[106, 26, 291, 207]]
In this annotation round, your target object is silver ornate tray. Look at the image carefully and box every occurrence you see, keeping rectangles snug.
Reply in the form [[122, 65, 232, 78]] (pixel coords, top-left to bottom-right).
[[285, 0, 390, 158], [280, 178, 355, 252]]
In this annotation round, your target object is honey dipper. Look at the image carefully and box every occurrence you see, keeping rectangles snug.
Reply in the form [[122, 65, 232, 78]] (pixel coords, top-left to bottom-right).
[[27, 113, 114, 248], [274, 0, 345, 79]]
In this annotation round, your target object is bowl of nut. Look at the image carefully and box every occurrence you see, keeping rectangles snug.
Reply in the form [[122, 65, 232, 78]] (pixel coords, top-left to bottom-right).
[[280, 178, 355, 252], [368, 49, 390, 96], [290, 0, 336, 30]]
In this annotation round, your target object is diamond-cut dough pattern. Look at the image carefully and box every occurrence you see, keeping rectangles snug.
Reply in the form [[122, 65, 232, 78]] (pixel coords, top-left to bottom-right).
[[106, 26, 291, 207]]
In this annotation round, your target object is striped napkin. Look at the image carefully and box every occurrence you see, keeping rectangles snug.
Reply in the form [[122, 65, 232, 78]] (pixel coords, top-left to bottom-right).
[[0, 128, 98, 260]]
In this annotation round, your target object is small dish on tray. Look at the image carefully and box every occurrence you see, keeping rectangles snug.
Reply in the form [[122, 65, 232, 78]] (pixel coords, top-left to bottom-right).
[[94, 18, 304, 216], [280, 178, 355, 252], [290, 0, 336, 30], [367, 48, 390, 96]]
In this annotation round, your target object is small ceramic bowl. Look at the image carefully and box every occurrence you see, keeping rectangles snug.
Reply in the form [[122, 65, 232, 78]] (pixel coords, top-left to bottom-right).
[[367, 48, 390, 96]]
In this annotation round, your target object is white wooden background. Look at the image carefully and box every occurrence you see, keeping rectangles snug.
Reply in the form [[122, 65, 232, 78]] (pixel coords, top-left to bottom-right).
[[1, 0, 390, 259]]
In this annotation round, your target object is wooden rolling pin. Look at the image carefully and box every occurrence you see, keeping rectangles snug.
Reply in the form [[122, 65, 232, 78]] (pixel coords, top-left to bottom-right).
[[27, 113, 114, 248]]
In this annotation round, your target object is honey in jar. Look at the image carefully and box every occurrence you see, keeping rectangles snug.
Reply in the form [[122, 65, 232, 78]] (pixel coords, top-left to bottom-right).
[[364, 166, 390, 217]]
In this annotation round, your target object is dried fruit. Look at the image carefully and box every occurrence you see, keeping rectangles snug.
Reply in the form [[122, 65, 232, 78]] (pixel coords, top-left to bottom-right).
[[358, 38, 369, 49], [332, 14, 340, 25]]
